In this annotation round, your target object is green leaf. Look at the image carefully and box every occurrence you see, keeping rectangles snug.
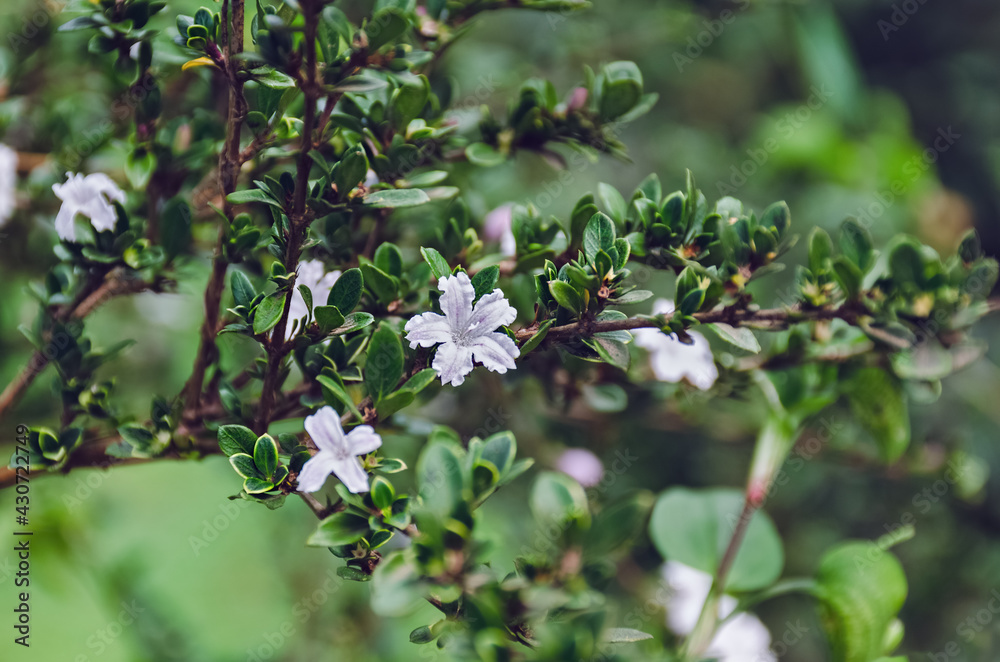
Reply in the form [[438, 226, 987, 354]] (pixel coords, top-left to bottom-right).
[[530, 471, 590, 529], [335, 145, 368, 197], [832, 256, 864, 300], [365, 323, 404, 401], [583, 213, 616, 263], [519, 319, 555, 355], [243, 477, 276, 494], [337, 566, 373, 582], [649, 487, 784, 592], [307, 512, 370, 547], [846, 368, 910, 463], [315, 306, 346, 333], [231, 271, 256, 308], [390, 76, 429, 130], [888, 238, 925, 288], [366, 8, 409, 51], [218, 425, 257, 456], [226, 188, 284, 209], [598, 61, 643, 120], [839, 218, 873, 270], [814, 541, 908, 662], [417, 438, 465, 518], [809, 227, 834, 275], [480, 431, 517, 476], [400, 368, 437, 395], [328, 268, 363, 313], [250, 65, 297, 89], [253, 434, 279, 479], [465, 142, 506, 167], [762, 200, 791, 236], [332, 312, 376, 335], [317, 375, 363, 422], [586, 335, 631, 371], [549, 280, 583, 315], [374, 243, 404, 278], [707, 323, 760, 353], [597, 183, 628, 222], [253, 292, 287, 335], [376, 390, 415, 418], [230, 453, 262, 480], [360, 264, 397, 304], [362, 188, 430, 208], [470, 266, 500, 300], [420, 247, 451, 279], [371, 476, 395, 510]]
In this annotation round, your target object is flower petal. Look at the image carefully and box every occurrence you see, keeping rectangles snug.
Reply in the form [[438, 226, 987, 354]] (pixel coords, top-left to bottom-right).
[[468, 332, 519, 374], [83, 172, 125, 204], [345, 425, 382, 455], [432, 341, 474, 387], [304, 406, 346, 454], [296, 451, 338, 493], [54, 203, 77, 241], [330, 456, 372, 493], [438, 272, 475, 330], [83, 196, 117, 232], [404, 312, 452, 348], [467, 289, 517, 337]]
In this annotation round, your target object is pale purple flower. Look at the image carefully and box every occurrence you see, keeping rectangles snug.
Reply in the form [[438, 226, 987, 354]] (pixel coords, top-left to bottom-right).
[[555, 448, 604, 487], [287, 259, 341, 339], [404, 271, 519, 387], [483, 204, 516, 257], [0, 144, 16, 227], [662, 561, 776, 662], [633, 299, 718, 390], [52, 172, 125, 241], [298, 406, 383, 493]]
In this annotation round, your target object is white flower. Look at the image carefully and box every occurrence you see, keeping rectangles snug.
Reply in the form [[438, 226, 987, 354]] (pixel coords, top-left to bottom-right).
[[0, 144, 17, 227], [663, 561, 776, 662], [633, 299, 718, 390], [404, 271, 519, 387], [483, 204, 516, 257], [555, 448, 604, 487], [287, 259, 341, 340], [298, 406, 383, 493], [52, 172, 126, 241]]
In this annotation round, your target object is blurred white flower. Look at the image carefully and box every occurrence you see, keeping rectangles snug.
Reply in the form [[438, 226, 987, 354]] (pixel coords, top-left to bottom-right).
[[286, 259, 341, 340], [364, 169, 379, 187], [633, 299, 718, 390], [52, 172, 125, 241], [0, 144, 17, 227], [483, 204, 516, 257], [555, 448, 604, 487], [298, 406, 382, 493], [404, 271, 519, 387], [663, 561, 776, 662]]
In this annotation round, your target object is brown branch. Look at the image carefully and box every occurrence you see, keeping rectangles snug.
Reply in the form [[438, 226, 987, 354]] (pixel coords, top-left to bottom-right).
[[182, 0, 246, 413], [256, 0, 322, 433], [0, 270, 154, 421], [0, 432, 222, 490], [514, 303, 863, 346]]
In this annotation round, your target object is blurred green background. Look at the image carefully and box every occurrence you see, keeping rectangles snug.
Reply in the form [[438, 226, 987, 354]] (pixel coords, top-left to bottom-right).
[[2, 0, 1000, 659]]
